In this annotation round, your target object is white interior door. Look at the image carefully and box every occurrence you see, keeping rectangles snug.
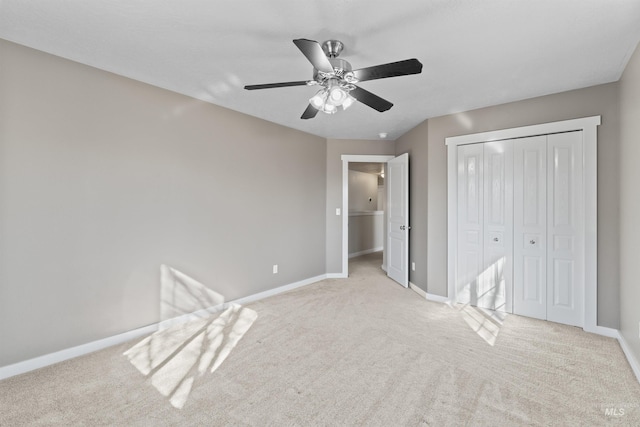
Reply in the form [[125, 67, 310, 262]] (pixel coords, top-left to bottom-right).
[[546, 132, 584, 327], [456, 144, 483, 305], [513, 136, 547, 320], [479, 141, 513, 312], [386, 153, 409, 287]]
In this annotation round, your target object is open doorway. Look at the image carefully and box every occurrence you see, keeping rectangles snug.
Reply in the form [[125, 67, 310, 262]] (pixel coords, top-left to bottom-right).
[[340, 154, 409, 287], [347, 161, 386, 266]]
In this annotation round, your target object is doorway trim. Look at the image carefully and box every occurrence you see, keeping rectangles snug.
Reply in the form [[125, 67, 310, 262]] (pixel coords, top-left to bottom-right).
[[341, 155, 395, 278], [445, 116, 602, 334]]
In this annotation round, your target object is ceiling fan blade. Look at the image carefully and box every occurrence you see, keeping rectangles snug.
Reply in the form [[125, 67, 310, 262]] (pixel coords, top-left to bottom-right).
[[350, 86, 393, 112], [352, 58, 423, 82], [244, 81, 309, 90], [301, 104, 319, 120], [293, 39, 334, 74]]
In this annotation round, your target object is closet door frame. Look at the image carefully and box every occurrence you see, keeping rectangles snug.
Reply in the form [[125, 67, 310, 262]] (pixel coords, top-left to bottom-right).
[[446, 116, 601, 334]]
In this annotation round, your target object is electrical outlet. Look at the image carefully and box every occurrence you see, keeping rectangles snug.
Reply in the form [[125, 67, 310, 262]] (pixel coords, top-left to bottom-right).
[[336, 208, 341, 216], [411, 262, 416, 271], [273, 264, 278, 274]]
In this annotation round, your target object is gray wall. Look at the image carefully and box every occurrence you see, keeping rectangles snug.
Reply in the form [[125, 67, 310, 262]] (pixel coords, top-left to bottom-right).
[[348, 213, 384, 256], [325, 139, 395, 274], [619, 43, 640, 366], [0, 40, 327, 367], [395, 83, 620, 328], [348, 170, 379, 211]]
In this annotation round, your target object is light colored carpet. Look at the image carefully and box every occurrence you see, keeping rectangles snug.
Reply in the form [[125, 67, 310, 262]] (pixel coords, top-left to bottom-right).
[[1, 252, 639, 425]]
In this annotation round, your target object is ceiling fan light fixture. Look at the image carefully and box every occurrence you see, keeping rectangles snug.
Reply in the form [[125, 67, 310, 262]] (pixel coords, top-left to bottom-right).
[[329, 86, 347, 103], [341, 95, 356, 110], [324, 103, 337, 113], [310, 89, 328, 108], [310, 85, 354, 114]]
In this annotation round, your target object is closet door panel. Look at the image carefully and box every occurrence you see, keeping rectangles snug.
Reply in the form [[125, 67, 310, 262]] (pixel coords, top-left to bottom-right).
[[513, 136, 547, 320], [523, 256, 542, 301], [479, 141, 513, 312], [456, 144, 483, 305], [547, 132, 584, 326]]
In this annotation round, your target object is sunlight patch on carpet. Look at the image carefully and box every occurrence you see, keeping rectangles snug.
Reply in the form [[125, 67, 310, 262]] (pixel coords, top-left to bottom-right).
[[124, 304, 257, 409], [457, 304, 505, 346]]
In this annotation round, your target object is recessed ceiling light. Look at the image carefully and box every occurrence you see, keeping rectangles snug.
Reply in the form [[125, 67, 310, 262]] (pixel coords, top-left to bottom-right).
[[379, 132, 388, 139]]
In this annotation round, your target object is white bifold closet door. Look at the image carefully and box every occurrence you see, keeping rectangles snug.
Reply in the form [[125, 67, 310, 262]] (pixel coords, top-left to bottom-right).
[[513, 132, 584, 326], [546, 133, 583, 326], [513, 136, 548, 320], [456, 143, 483, 306], [456, 141, 512, 312], [457, 131, 584, 327]]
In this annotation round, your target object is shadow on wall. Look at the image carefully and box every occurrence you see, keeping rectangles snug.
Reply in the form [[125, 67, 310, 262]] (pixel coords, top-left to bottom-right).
[[123, 265, 257, 409]]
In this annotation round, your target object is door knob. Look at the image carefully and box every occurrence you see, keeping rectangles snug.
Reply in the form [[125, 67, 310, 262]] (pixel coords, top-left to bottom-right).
[[493, 237, 499, 242], [530, 239, 536, 245]]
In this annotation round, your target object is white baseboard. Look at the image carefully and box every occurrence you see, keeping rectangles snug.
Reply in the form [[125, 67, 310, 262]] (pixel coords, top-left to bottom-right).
[[425, 292, 450, 304], [158, 303, 226, 330], [326, 273, 347, 279], [232, 274, 326, 306], [617, 331, 640, 384], [409, 282, 450, 304], [0, 274, 328, 381], [408, 282, 426, 298], [348, 247, 383, 259], [584, 324, 619, 339], [0, 324, 158, 381], [381, 264, 387, 272]]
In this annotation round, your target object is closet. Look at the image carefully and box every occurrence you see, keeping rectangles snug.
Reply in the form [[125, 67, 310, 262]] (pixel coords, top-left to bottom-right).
[[452, 129, 586, 327]]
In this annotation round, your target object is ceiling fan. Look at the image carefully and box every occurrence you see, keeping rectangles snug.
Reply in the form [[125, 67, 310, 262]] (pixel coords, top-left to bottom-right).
[[244, 39, 423, 119]]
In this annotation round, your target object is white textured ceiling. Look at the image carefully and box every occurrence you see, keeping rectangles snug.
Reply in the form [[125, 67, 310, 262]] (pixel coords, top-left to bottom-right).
[[1, 1, 640, 140]]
